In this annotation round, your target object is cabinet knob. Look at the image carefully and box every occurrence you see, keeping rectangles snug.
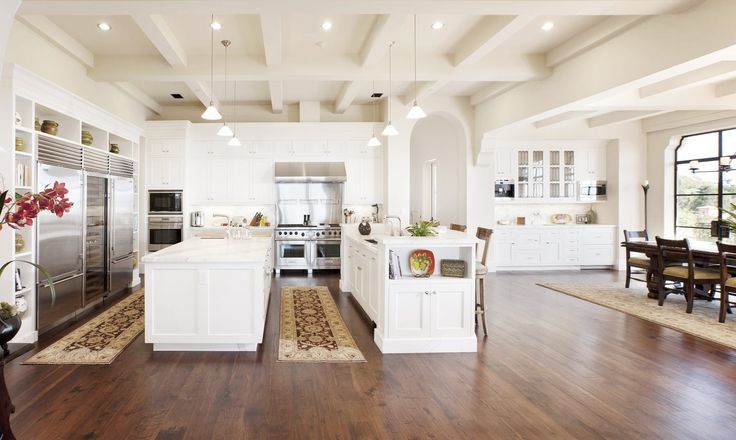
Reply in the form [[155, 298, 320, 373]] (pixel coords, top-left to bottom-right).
[[424, 291, 430, 295]]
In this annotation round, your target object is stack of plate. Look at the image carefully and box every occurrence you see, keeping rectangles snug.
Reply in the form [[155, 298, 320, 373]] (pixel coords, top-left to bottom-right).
[[15, 137, 25, 151], [81, 130, 93, 146]]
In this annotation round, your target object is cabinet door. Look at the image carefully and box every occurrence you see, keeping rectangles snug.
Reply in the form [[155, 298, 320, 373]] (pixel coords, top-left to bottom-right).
[[228, 159, 250, 204], [166, 158, 185, 189], [430, 284, 473, 338], [187, 160, 209, 204], [540, 240, 561, 264], [495, 149, 513, 177], [361, 156, 383, 204], [495, 241, 513, 266], [250, 159, 275, 204], [589, 148, 606, 180], [148, 139, 183, 156], [209, 159, 230, 204], [388, 286, 431, 339], [366, 255, 379, 320], [146, 157, 165, 188], [344, 158, 363, 204], [580, 245, 615, 265], [147, 157, 183, 189]]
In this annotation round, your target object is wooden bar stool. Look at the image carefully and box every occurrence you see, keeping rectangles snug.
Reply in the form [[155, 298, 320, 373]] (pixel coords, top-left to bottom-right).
[[475, 227, 493, 336], [623, 229, 651, 288], [449, 223, 467, 232]]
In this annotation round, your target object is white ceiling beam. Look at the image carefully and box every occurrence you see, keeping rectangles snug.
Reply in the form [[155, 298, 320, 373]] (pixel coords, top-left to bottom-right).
[[641, 110, 736, 133], [639, 61, 736, 98], [470, 82, 517, 106], [114, 82, 162, 115], [359, 15, 406, 67], [132, 14, 187, 67], [401, 80, 450, 106], [185, 81, 220, 110], [268, 80, 283, 114], [715, 78, 736, 98], [335, 81, 363, 114], [259, 14, 282, 66], [586, 110, 667, 128], [18, 15, 94, 67], [453, 15, 535, 67], [88, 53, 549, 83], [533, 111, 596, 128], [546, 16, 646, 67], [18, 1, 698, 16]]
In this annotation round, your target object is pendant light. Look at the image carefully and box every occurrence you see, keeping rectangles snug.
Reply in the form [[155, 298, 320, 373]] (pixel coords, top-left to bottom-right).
[[202, 14, 222, 121], [381, 41, 398, 137], [367, 81, 382, 147], [227, 78, 241, 146], [406, 15, 426, 120], [217, 40, 234, 136]]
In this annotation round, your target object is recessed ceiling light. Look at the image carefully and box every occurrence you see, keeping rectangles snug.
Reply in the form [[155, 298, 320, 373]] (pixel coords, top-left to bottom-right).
[[210, 21, 222, 30], [541, 21, 555, 32], [431, 21, 444, 30], [316, 41, 327, 48], [321, 20, 333, 31], [97, 22, 111, 31]]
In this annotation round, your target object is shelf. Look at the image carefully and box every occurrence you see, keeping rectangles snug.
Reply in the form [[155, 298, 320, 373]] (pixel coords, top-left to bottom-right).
[[37, 130, 83, 148], [14, 151, 33, 158], [14, 251, 32, 259], [388, 276, 474, 285], [15, 287, 32, 296], [14, 186, 32, 191], [14, 125, 33, 134]]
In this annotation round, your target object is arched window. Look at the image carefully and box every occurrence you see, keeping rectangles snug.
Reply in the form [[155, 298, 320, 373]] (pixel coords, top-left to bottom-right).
[[675, 128, 736, 242]]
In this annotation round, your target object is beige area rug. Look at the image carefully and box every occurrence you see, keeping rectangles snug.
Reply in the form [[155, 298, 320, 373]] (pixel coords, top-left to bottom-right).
[[539, 283, 736, 350], [24, 291, 145, 365], [278, 286, 366, 362]]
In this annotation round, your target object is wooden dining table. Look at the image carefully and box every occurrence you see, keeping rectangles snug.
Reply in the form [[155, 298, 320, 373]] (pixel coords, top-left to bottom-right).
[[621, 240, 720, 299]]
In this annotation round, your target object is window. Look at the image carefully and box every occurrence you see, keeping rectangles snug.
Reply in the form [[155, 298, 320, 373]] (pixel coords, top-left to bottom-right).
[[675, 129, 736, 242]]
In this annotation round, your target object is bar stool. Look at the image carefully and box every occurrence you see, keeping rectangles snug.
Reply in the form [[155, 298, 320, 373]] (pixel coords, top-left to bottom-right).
[[449, 223, 467, 232], [475, 227, 493, 336]]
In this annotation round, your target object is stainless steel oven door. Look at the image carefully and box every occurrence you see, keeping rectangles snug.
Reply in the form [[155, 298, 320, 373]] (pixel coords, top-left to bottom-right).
[[314, 240, 341, 269], [275, 240, 311, 269], [148, 216, 183, 251]]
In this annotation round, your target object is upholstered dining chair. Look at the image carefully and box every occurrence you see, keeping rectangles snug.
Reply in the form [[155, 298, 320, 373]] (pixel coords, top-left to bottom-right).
[[623, 229, 650, 288], [656, 237, 720, 313], [449, 223, 467, 232], [475, 227, 493, 336], [716, 242, 736, 323]]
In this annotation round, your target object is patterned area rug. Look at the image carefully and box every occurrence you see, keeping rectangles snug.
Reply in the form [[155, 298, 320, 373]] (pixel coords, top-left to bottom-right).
[[278, 286, 366, 362], [24, 291, 145, 365], [539, 283, 736, 350]]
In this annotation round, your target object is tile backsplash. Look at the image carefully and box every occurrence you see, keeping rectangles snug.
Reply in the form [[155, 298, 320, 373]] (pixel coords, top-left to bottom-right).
[[495, 203, 600, 225]]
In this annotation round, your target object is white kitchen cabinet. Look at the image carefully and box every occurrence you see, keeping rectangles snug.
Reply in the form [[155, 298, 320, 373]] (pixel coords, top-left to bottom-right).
[[494, 226, 616, 269], [148, 139, 184, 157], [388, 282, 473, 340], [189, 157, 274, 206], [494, 149, 515, 178], [147, 157, 184, 189], [577, 147, 606, 181], [345, 142, 384, 205], [349, 245, 378, 322], [275, 141, 304, 157], [248, 158, 275, 204]]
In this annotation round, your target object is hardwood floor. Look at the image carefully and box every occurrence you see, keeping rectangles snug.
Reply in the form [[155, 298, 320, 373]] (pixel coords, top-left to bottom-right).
[[4, 270, 736, 439]]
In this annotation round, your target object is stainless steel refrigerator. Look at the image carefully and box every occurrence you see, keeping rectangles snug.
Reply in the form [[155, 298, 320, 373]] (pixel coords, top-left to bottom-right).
[[108, 176, 134, 293], [36, 163, 85, 334]]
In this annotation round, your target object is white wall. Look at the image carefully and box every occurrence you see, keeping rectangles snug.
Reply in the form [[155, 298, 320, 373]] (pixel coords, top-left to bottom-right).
[[4, 19, 152, 126], [409, 114, 466, 225]]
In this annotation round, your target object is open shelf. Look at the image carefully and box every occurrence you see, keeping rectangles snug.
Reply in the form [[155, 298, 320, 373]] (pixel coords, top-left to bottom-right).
[[388, 275, 474, 285], [81, 122, 109, 151], [14, 251, 32, 259], [35, 103, 82, 143]]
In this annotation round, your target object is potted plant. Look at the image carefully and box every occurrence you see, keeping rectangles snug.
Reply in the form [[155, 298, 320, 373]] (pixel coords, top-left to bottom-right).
[[405, 219, 440, 237]]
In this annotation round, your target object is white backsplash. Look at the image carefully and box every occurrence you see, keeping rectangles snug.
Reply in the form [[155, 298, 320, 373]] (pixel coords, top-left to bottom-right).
[[189, 205, 276, 227], [495, 203, 599, 225]]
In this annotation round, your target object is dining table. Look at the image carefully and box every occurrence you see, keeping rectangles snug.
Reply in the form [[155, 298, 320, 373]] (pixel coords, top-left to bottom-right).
[[621, 240, 720, 299]]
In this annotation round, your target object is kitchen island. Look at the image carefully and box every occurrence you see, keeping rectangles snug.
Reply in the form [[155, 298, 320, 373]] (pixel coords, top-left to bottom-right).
[[341, 225, 480, 353], [141, 236, 273, 351]]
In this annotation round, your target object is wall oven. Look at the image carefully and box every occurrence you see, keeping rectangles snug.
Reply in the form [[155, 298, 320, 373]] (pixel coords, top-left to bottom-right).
[[149, 190, 183, 215], [578, 180, 607, 201], [314, 240, 341, 270], [148, 215, 183, 251]]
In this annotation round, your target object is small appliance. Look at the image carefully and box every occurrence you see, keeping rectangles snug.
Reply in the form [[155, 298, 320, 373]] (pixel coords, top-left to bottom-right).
[[494, 179, 515, 199], [578, 180, 607, 201], [148, 190, 183, 215], [191, 211, 204, 227]]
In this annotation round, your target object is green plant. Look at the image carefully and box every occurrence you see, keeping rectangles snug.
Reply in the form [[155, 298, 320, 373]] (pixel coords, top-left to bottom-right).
[[0, 303, 16, 321], [721, 202, 736, 232], [405, 220, 440, 237]]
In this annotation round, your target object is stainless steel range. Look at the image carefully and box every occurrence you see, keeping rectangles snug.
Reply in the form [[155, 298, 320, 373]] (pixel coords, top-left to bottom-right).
[[274, 224, 342, 275]]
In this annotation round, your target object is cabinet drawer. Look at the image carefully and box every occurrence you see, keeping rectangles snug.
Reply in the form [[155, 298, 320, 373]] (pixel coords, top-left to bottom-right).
[[495, 230, 513, 241], [581, 245, 614, 265], [580, 228, 614, 245], [512, 250, 541, 265], [514, 232, 542, 248], [563, 230, 579, 239]]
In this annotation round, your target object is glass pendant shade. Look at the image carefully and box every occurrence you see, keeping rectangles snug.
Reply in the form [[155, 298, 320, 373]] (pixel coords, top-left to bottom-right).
[[382, 123, 398, 137], [406, 103, 427, 120], [202, 104, 222, 121], [227, 136, 241, 147], [367, 135, 382, 147], [217, 123, 233, 137]]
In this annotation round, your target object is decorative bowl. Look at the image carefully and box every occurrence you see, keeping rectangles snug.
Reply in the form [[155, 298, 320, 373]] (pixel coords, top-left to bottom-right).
[[41, 120, 59, 136], [551, 213, 573, 224], [409, 249, 435, 278]]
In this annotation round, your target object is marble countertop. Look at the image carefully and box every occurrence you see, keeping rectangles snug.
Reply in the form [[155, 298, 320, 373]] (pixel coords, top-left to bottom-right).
[[142, 237, 272, 264], [344, 229, 479, 246], [494, 224, 616, 228]]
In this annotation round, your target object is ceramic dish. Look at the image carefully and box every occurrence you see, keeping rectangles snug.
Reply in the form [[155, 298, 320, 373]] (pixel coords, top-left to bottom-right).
[[409, 249, 435, 278], [551, 213, 573, 224]]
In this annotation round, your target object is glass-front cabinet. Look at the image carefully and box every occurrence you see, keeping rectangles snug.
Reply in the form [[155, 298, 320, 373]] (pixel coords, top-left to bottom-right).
[[549, 149, 575, 199], [517, 150, 545, 199]]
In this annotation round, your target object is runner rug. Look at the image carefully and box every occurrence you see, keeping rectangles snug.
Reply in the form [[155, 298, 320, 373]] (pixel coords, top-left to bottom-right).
[[278, 286, 366, 362], [539, 283, 736, 350], [24, 290, 145, 365]]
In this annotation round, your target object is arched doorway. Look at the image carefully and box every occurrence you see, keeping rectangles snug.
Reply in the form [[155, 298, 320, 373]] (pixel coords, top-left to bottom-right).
[[409, 113, 467, 225]]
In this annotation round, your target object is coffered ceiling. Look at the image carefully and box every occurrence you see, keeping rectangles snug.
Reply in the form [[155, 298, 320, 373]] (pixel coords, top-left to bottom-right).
[[15, 0, 702, 117]]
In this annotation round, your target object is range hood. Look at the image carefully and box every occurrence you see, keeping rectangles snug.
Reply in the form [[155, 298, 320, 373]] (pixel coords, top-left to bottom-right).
[[274, 162, 347, 183]]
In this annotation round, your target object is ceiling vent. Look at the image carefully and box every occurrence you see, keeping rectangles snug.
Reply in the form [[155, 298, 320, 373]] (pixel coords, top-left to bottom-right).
[[371, 92, 383, 98], [170, 93, 184, 99]]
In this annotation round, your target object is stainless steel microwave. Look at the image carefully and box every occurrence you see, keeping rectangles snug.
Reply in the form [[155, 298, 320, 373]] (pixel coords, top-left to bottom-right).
[[148, 190, 183, 214], [578, 181, 607, 201]]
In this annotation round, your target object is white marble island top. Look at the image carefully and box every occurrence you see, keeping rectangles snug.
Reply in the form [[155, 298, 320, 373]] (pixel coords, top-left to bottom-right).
[[342, 224, 479, 247], [142, 237, 272, 265]]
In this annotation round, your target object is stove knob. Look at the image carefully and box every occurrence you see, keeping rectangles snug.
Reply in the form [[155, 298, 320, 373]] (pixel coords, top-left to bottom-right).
[[301, 232, 305, 237]]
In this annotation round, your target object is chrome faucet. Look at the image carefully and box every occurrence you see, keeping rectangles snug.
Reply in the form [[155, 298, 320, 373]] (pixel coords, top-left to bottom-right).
[[385, 215, 402, 236]]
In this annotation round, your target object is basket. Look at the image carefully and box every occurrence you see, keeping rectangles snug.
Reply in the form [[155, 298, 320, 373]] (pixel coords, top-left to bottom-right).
[[440, 259, 466, 278]]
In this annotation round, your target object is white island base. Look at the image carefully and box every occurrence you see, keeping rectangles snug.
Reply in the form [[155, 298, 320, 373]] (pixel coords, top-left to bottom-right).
[[141, 237, 273, 352]]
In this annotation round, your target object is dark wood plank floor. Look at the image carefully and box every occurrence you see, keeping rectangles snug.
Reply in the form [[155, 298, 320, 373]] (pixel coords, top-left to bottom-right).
[[4, 270, 736, 439]]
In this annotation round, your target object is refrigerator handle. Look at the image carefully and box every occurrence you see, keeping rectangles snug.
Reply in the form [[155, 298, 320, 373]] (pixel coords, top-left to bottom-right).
[[40, 272, 84, 289]]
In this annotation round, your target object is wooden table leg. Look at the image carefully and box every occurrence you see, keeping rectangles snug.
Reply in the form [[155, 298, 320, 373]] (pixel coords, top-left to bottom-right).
[[646, 255, 659, 299], [0, 355, 16, 440]]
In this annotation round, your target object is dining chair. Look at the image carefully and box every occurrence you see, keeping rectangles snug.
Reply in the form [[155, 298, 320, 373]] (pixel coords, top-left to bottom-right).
[[449, 223, 467, 232], [656, 237, 720, 313], [475, 227, 493, 336], [623, 229, 650, 288], [716, 242, 736, 323]]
